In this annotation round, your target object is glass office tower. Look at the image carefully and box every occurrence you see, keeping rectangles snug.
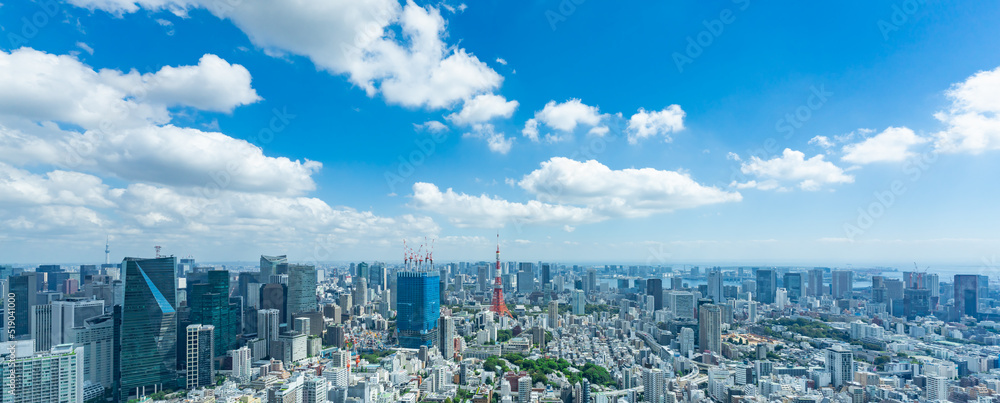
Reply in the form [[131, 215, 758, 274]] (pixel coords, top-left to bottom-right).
[[396, 271, 440, 348], [117, 256, 178, 401]]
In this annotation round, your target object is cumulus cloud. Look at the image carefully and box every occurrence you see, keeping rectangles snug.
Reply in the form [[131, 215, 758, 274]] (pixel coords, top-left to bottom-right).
[[410, 157, 739, 228], [626, 105, 685, 144], [809, 135, 834, 149], [0, 48, 321, 195], [68, 0, 502, 110], [841, 127, 928, 164], [409, 182, 597, 228], [518, 157, 741, 216], [933, 66, 1000, 154], [462, 123, 513, 154], [734, 149, 853, 191], [446, 94, 518, 126]]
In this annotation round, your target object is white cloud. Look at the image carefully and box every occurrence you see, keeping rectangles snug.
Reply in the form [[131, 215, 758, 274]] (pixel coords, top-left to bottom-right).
[[496, 58, 507, 65], [933, 66, 1000, 154], [0, 49, 259, 128], [518, 157, 741, 217], [736, 148, 853, 191], [726, 152, 741, 161], [75, 42, 94, 55], [841, 126, 928, 164], [522, 118, 539, 142], [626, 105, 685, 144], [533, 99, 602, 132], [68, 0, 502, 110], [446, 94, 518, 126], [134, 54, 262, 113], [409, 182, 597, 228], [415, 120, 449, 133], [809, 135, 833, 149], [462, 124, 513, 154], [0, 162, 113, 208], [0, 48, 317, 195], [411, 157, 740, 228]]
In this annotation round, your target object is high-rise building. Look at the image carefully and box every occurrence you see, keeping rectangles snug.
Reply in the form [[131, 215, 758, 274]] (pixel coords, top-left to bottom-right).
[[541, 264, 551, 287], [257, 309, 280, 357], [832, 270, 853, 299], [548, 301, 559, 329], [926, 375, 948, 402], [74, 313, 115, 391], [955, 274, 980, 319], [260, 255, 288, 283], [260, 283, 287, 322], [117, 256, 179, 401], [572, 289, 586, 315], [808, 268, 825, 297], [756, 269, 776, 304], [0, 342, 84, 402], [303, 376, 329, 403], [647, 278, 663, 311], [903, 288, 931, 320], [353, 277, 368, 307], [9, 272, 38, 338], [439, 316, 455, 360], [188, 270, 238, 356], [186, 324, 215, 390], [671, 291, 695, 319], [826, 345, 854, 387], [707, 269, 724, 304], [286, 264, 317, 324], [679, 327, 694, 356], [229, 346, 252, 383], [396, 271, 440, 348], [586, 268, 597, 294], [517, 270, 534, 294], [698, 304, 722, 354], [783, 273, 804, 303], [643, 368, 665, 403]]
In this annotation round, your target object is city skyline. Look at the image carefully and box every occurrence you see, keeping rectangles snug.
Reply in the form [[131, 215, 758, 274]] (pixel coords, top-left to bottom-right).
[[0, 3, 999, 263]]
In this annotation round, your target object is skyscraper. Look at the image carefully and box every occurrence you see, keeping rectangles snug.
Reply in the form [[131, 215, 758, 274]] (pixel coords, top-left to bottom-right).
[[286, 264, 318, 324], [117, 256, 179, 400], [229, 346, 252, 383], [955, 274, 980, 319], [707, 269, 724, 304], [586, 268, 597, 294], [647, 278, 663, 311], [698, 303, 722, 354], [783, 272, 803, 303], [188, 270, 238, 356], [396, 271, 440, 348], [439, 316, 455, 360], [257, 309, 280, 357], [572, 289, 586, 315], [808, 268, 825, 297], [260, 283, 287, 322], [832, 270, 853, 299], [541, 263, 551, 287], [186, 324, 215, 390], [826, 345, 854, 387], [9, 273, 38, 337], [353, 277, 368, 307], [260, 255, 288, 282], [548, 300, 559, 329], [755, 269, 776, 305]]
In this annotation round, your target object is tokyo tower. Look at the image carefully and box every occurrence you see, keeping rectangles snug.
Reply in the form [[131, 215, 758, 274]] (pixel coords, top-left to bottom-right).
[[489, 233, 512, 318]]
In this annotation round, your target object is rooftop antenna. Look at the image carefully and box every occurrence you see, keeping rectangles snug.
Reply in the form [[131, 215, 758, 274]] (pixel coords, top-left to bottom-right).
[[105, 235, 110, 265], [155, 245, 162, 258]]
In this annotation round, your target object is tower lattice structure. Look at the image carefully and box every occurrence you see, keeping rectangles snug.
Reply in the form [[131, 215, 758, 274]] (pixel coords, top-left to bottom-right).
[[489, 235, 512, 318]]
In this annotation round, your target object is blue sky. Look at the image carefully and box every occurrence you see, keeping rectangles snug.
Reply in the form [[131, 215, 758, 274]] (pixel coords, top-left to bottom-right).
[[1, 0, 999, 267]]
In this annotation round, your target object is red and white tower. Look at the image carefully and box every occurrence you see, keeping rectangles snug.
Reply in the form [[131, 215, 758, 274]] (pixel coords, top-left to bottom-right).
[[489, 233, 512, 318]]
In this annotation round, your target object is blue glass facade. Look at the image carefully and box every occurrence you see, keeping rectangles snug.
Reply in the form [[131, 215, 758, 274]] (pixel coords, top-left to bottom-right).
[[117, 256, 178, 401], [396, 271, 440, 348]]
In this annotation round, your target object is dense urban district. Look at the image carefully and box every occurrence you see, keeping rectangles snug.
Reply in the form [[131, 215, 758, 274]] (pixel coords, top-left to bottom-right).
[[0, 242, 996, 403]]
